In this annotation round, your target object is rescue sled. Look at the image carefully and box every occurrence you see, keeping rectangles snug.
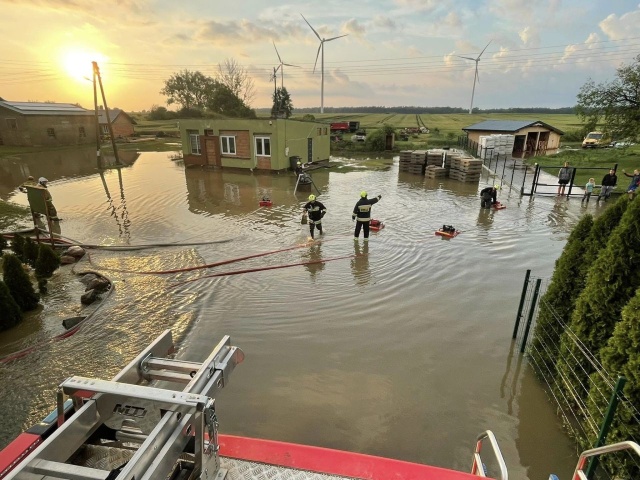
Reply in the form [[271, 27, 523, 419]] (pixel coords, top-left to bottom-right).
[[436, 229, 460, 238], [259, 200, 273, 207], [493, 202, 506, 210], [370, 219, 385, 231]]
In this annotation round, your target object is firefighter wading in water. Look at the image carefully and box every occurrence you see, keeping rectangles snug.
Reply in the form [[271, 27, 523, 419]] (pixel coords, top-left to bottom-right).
[[352, 191, 382, 240], [303, 194, 326, 240]]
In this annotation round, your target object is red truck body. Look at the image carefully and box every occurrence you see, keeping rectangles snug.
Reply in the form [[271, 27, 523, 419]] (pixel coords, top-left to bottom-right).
[[330, 122, 350, 132]]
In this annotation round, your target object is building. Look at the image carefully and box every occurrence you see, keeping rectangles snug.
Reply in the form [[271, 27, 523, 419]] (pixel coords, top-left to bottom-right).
[[0, 100, 96, 147], [97, 108, 137, 138], [462, 120, 564, 156], [179, 118, 331, 171]]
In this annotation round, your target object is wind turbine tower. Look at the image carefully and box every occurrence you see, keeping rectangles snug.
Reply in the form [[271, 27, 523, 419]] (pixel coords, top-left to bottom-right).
[[301, 14, 348, 114], [272, 41, 300, 89], [457, 41, 491, 114]]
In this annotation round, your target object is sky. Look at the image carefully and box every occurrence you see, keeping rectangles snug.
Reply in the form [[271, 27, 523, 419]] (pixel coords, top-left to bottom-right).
[[0, 0, 639, 112]]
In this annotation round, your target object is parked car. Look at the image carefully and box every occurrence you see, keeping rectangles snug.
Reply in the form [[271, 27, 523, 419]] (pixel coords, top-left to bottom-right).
[[581, 131, 609, 148]]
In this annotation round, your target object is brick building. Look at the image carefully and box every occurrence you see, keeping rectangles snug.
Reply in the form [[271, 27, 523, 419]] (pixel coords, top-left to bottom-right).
[[0, 100, 96, 147], [97, 108, 137, 138]]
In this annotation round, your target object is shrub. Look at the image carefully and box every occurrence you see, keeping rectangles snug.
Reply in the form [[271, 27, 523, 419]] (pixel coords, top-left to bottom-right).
[[0, 280, 22, 331], [10, 234, 25, 261], [35, 244, 60, 278], [301, 114, 316, 121], [2, 253, 39, 311], [0, 235, 7, 253], [364, 129, 386, 152], [23, 237, 39, 267]]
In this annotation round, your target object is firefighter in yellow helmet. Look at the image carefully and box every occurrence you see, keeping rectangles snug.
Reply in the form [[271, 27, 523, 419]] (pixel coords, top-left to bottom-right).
[[352, 191, 381, 240], [302, 194, 326, 239]]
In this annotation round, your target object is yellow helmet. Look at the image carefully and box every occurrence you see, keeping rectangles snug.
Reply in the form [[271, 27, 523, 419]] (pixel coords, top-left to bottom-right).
[[297, 161, 301, 165], [494, 184, 501, 190], [308, 194, 316, 201], [360, 191, 367, 198]]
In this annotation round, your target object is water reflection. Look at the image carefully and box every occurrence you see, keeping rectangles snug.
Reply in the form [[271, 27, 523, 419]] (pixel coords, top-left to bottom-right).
[[302, 241, 325, 280], [350, 240, 370, 286], [477, 207, 494, 233]]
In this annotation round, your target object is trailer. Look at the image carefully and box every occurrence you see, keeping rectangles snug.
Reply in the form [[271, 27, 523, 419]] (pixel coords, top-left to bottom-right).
[[330, 122, 350, 133], [348, 121, 360, 132]]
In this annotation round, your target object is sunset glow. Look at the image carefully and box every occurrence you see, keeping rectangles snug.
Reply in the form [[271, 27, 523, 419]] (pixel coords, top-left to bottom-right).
[[61, 48, 106, 83]]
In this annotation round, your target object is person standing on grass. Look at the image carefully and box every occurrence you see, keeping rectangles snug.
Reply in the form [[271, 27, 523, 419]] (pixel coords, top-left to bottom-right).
[[622, 169, 640, 199], [352, 191, 382, 241], [557, 162, 573, 196], [582, 178, 595, 204], [597, 169, 617, 202]]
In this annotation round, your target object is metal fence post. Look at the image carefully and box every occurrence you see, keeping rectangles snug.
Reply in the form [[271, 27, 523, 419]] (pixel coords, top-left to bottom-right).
[[513, 269, 532, 339], [585, 376, 627, 480], [501, 155, 507, 183], [567, 166, 577, 198], [531, 163, 539, 194], [521, 164, 528, 196], [520, 278, 541, 353], [510, 159, 516, 187]]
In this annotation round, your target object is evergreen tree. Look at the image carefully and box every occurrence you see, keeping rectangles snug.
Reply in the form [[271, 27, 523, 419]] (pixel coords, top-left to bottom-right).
[[271, 87, 293, 118], [0, 280, 22, 331], [582, 196, 629, 266], [2, 253, 39, 311], [555, 197, 640, 412], [0, 234, 7, 253], [530, 214, 594, 376], [585, 291, 640, 478], [10, 234, 25, 261], [35, 244, 60, 278], [23, 237, 39, 267]]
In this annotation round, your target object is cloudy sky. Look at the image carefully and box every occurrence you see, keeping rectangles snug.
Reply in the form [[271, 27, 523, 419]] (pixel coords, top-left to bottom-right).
[[0, 1, 638, 112]]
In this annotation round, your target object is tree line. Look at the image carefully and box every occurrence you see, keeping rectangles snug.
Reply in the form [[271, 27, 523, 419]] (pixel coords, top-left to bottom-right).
[[271, 106, 577, 114]]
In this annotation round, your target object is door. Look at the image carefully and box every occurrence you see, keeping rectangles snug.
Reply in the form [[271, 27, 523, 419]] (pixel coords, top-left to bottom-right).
[[307, 138, 313, 163]]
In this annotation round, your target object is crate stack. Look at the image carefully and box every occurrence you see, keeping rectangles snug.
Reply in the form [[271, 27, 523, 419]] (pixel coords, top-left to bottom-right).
[[425, 165, 447, 179], [399, 150, 427, 175], [449, 156, 483, 182], [478, 134, 515, 159]]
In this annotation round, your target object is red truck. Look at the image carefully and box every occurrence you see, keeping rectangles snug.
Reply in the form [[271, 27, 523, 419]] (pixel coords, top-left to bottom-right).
[[330, 122, 350, 133]]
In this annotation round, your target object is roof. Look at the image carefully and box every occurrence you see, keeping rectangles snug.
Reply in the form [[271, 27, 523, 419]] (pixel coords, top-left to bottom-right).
[[0, 100, 93, 116], [462, 120, 564, 135], [97, 108, 137, 125]]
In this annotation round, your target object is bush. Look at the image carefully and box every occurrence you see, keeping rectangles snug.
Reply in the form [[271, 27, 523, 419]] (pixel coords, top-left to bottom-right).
[[0, 280, 22, 331], [10, 234, 24, 261], [2, 253, 39, 311], [301, 114, 316, 121], [35, 244, 60, 278], [0, 235, 7, 253], [23, 237, 39, 267], [364, 129, 387, 152]]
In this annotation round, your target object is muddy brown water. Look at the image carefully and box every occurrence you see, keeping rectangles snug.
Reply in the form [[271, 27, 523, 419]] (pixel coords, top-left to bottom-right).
[[0, 148, 605, 479]]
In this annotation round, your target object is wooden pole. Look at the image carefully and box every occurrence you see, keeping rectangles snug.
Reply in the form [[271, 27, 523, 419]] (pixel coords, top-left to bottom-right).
[[93, 61, 121, 165], [92, 64, 102, 169]]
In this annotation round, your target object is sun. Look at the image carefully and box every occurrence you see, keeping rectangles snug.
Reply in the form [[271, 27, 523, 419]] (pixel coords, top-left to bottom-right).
[[61, 48, 107, 82]]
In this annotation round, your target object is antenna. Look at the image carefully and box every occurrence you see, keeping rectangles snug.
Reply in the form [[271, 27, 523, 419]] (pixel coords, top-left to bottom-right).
[[457, 40, 491, 114], [272, 41, 300, 89], [300, 14, 348, 114]]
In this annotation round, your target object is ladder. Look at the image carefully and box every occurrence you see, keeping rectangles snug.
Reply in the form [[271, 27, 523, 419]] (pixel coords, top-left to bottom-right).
[[5, 330, 244, 480]]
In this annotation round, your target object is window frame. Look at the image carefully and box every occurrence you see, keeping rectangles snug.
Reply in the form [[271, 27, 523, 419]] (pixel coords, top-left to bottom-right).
[[221, 135, 236, 155], [79, 126, 86, 138], [187, 129, 201, 155], [47, 128, 56, 138], [255, 136, 271, 157]]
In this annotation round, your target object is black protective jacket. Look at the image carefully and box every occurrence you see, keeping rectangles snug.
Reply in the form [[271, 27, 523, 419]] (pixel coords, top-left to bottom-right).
[[480, 187, 497, 203], [352, 196, 380, 222], [303, 200, 326, 222]]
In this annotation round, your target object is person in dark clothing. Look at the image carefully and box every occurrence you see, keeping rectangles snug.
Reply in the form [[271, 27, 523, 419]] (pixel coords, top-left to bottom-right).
[[557, 162, 573, 196], [597, 169, 617, 202], [302, 194, 326, 239], [352, 191, 381, 240], [294, 161, 304, 177], [480, 185, 499, 208], [622, 169, 640, 199]]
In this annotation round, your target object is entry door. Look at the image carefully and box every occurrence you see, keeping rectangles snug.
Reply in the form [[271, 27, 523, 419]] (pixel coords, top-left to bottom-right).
[[307, 138, 313, 163]]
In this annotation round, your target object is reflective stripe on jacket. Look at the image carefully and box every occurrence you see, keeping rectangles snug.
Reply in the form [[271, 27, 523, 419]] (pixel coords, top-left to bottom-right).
[[303, 201, 326, 222], [353, 197, 379, 222]]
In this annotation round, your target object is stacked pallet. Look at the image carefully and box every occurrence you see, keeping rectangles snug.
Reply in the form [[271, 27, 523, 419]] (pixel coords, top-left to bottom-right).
[[426, 150, 444, 167], [399, 150, 427, 174], [425, 166, 447, 179], [449, 157, 483, 182], [477, 134, 515, 159]]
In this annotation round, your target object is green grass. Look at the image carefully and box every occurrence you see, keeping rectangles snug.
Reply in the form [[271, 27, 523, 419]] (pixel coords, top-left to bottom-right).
[[0, 201, 30, 231]]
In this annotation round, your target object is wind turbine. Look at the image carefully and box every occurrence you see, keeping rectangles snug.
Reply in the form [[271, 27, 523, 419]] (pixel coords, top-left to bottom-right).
[[457, 41, 491, 114], [300, 14, 348, 114], [272, 41, 300, 89]]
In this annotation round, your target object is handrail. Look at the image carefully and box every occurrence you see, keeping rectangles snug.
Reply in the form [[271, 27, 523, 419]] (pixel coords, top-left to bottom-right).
[[572, 441, 640, 480], [470, 430, 508, 479]]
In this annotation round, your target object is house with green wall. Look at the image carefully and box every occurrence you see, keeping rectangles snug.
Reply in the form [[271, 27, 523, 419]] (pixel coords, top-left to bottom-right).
[[179, 118, 330, 171]]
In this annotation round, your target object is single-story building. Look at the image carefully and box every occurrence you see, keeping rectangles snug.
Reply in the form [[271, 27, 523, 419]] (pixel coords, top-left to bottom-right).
[[0, 100, 96, 147], [462, 120, 564, 155], [97, 108, 137, 138], [179, 118, 331, 171]]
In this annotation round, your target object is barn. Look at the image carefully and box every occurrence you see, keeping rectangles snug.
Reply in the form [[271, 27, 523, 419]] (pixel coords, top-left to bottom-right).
[[462, 120, 564, 156]]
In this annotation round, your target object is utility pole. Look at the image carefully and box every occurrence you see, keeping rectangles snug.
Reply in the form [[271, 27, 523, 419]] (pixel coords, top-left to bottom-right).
[[93, 61, 121, 165], [92, 66, 101, 169]]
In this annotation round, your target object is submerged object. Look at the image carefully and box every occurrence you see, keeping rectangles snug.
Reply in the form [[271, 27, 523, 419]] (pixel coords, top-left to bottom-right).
[[259, 200, 273, 207], [493, 202, 506, 210], [436, 227, 460, 238], [370, 219, 385, 231]]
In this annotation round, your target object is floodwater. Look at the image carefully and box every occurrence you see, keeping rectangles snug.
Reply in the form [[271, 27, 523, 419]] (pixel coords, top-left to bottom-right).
[[0, 147, 607, 479]]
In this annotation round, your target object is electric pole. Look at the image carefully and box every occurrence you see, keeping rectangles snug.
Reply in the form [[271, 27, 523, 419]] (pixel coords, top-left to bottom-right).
[[93, 61, 121, 166]]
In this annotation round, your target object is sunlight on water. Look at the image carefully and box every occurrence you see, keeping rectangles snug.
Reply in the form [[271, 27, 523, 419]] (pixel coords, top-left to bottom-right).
[[0, 150, 602, 479]]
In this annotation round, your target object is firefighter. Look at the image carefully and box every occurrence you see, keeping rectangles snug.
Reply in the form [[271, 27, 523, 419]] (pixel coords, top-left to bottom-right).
[[302, 194, 326, 239], [352, 191, 382, 240], [18, 176, 37, 192], [480, 185, 499, 209], [37, 177, 60, 221]]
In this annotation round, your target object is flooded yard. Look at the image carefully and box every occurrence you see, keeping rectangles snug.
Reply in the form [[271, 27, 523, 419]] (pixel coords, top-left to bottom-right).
[[0, 148, 604, 479]]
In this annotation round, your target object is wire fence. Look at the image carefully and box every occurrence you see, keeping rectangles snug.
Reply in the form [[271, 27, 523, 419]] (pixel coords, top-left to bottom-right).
[[513, 270, 640, 479]]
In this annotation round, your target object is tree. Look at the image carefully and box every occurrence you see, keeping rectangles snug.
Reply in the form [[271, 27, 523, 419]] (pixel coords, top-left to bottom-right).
[[23, 237, 38, 267], [271, 87, 293, 118], [207, 83, 256, 118], [217, 58, 256, 106], [10, 234, 25, 261], [160, 70, 216, 110], [301, 114, 316, 121], [0, 280, 21, 331], [576, 54, 640, 140], [35, 244, 60, 278], [0, 234, 7, 253], [2, 253, 39, 311]]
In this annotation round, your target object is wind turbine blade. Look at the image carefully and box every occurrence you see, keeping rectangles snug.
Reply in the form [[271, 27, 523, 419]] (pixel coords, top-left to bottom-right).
[[325, 34, 348, 42], [478, 40, 492, 59], [313, 43, 322, 73], [300, 14, 321, 41], [273, 41, 283, 63], [283, 63, 301, 68], [275, 65, 281, 73], [457, 55, 476, 61]]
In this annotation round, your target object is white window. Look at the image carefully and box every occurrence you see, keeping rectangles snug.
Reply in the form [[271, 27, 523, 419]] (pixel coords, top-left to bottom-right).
[[187, 129, 201, 155], [221, 135, 236, 155], [255, 136, 271, 156], [101, 125, 109, 134]]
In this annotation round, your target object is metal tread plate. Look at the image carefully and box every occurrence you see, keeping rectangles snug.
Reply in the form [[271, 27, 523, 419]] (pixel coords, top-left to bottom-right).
[[222, 457, 357, 480]]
